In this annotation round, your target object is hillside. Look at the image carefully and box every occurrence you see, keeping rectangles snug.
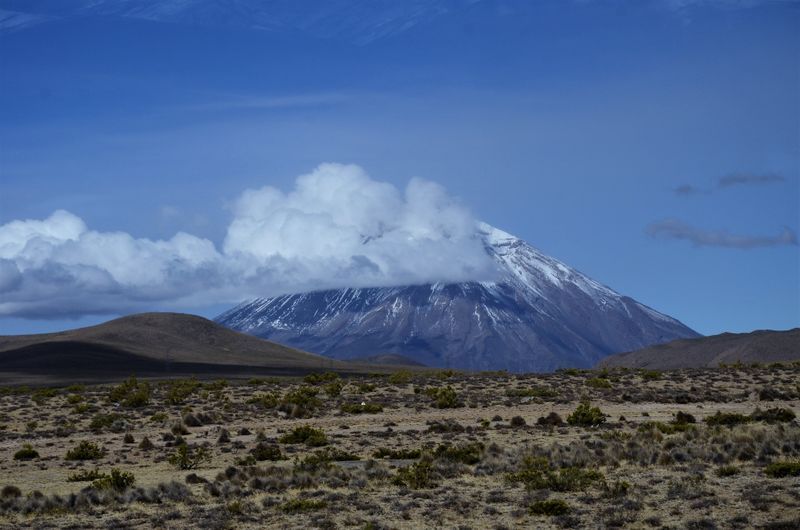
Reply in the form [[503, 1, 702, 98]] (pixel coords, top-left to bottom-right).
[[598, 328, 800, 369], [0, 312, 355, 381]]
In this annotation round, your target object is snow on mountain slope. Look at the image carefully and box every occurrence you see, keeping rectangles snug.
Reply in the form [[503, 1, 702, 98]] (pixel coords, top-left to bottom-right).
[[216, 223, 699, 372]]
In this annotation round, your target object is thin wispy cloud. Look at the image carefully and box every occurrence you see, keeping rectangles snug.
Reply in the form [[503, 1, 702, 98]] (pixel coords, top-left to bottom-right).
[[647, 219, 798, 249], [717, 173, 785, 189], [673, 172, 787, 196]]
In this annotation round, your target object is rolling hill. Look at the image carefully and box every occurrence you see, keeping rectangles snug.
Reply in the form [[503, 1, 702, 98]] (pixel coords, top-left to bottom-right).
[[598, 328, 800, 370], [0, 312, 355, 381]]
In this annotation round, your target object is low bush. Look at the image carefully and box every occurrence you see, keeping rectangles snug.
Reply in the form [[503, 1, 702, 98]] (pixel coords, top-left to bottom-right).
[[529, 499, 570, 516], [429, 386, 462, 409], [67, 469, 105, 482], [765, 460, 800, 478], [566, 401, 606, 427], [433, 442, 484, 465], [107, 376, 150, 408], [340, 402, 383, 414], [750, 407, 796, 423], [280, 498, 327, 514], [388, 370, 412, 385], [278, 425, 328, 447], [13, 444, 39, 461], [168, 444, 211, 470], [705, 411, 750, 427], [91, 469, 135, 492], [507, 456, 604, 492], [65, 440, 105, 461], [715, 465, 740, 477], [165, 378, 201, 405], [251, 443, 283, 461], [247, 392, 279, 409], [586, 377, 612, 389], [537, 412, 564, 426], [303, 372, 339, 385], [393, 459, 435, 489], [373, 447, 421, 459]]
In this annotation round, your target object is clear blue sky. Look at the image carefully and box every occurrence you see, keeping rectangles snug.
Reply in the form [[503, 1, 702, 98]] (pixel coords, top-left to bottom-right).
[[0, 0, 798, 335]]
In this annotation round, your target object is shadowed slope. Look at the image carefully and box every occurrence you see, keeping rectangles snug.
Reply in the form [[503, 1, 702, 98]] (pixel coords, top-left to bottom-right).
[[0, 313, 353, 379], [598, 328, 800, 369]]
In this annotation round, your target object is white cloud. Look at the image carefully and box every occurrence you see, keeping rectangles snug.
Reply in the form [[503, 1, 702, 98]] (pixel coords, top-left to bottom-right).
[[0, 164, 498, 318]]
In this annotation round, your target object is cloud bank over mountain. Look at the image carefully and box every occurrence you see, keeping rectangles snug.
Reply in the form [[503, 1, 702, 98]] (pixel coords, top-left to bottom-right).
[[0, 164, 497, 318]]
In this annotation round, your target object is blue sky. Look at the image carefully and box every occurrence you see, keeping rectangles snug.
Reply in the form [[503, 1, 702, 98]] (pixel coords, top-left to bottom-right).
[[0, 0, 798, 335]]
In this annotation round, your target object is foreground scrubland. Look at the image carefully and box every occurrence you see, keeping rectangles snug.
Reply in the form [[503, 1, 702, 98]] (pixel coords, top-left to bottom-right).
[[1, 363, 799, 529]]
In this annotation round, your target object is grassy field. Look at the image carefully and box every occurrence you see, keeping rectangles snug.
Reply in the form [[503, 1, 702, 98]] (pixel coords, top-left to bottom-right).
[[0, 364, 798, 529]]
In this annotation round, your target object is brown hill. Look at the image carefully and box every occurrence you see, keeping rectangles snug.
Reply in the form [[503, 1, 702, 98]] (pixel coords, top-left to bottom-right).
[[0, 313, 360, 382], [598, 328, 800, 370]]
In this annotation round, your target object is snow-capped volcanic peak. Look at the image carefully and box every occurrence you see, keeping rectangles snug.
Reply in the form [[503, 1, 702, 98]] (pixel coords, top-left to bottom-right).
[[217, 223, 698, 372]]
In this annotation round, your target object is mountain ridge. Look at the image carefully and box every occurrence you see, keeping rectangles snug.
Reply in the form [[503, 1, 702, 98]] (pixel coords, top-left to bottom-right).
[[217, 223, 699, 372]]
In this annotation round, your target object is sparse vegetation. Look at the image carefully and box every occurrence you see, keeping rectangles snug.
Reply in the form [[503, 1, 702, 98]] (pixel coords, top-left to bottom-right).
[[107, 375, 151, 407], [65, 440, 106, 461], [278, 425, 328, 447], [0, 363, 798, 528]]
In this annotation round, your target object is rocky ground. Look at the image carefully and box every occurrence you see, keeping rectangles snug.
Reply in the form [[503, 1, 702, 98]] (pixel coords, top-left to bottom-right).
[[0, 363, 799, 529]]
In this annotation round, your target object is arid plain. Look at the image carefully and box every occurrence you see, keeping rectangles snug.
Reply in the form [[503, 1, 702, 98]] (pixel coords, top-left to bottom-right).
[[1, 364, 798, 529]]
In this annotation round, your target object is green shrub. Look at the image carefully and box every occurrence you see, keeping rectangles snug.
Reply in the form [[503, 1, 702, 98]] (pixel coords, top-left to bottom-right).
[[586, 377, 612, 389], [393, 459, 435, 489], [251, 443, 283, 461], [340, 402, 384, 414], [715, 465, 740, 477], [558, 368, 581, 376], [107, 376, 150, 408], [604, 480, 631, 497], [373, 447, 421, 459], [303, 372, 340, 384], [91, 469, 135, 492], [566, 401, 606, 427], [280, 498, 327, 514], [13, 444, 39, 461], [765, 460, 800, 478], [324, 381, 344, 397], [165, 378, 201, 405], [433, 442, 484, 464], [355, 382, 377, 393], [66, 394, 84, 405], [150, 412, 168, 423], [247, 392, 279, 409], [388, 370, 412, 385], [281, 386, 321, 409], [429, 385, 461, 409], [31, 387, 58, 405], [167, 444, 211, 470], [278, 425, 328, 447], [67, 469, 105, 482], [65, 441, 106, 461], [638, 421, 693, 435], [507, 456, 604, 492], [529, 499, 570, 516], [641, 370, 662, 380], [89, 413, 124, 432], [705, 411, 751, 427], [750, 407, 796, 423]]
